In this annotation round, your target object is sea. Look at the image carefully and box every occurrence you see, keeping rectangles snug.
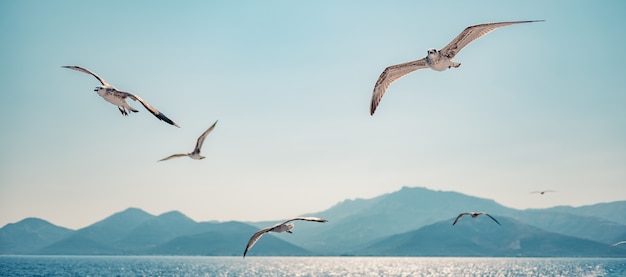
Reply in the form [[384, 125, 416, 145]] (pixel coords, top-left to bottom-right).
[[1, 256, 625, 276]]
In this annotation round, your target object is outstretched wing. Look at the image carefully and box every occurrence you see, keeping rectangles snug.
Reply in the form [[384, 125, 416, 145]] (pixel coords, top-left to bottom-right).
[[280, 216, 328, 225], [370, 59, 428, 115], [611, 241, 626, 247], [452, 213, 469, 225], [193, 120, 218, 154], [243, 227, 273, 257], [62, 65, 111, 86], [158, 153, 188, 162], [122, 92, 180, 128], [440, 20, 544, 59], [484, 213, 501, 225]]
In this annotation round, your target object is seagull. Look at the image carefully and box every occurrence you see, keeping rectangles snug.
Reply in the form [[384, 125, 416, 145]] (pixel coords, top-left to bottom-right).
[[452, 212, 501, 226], [243, 217, 328, 257], [62, 65, 180, 127], [158, 120, 218, 161], [611, 241, 626, 247], [531, 190, 555, 195], [370, 20, 544, 115]]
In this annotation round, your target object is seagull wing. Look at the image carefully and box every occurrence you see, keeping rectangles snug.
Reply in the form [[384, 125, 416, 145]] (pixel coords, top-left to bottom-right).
[[452, 213, 470, 225], [243, 226, 274, 257], [439, 20, 544, 59], [62, 65, 111, 86], [121, 92, 180, 128], [158, 153, 189, 162], [484, 213, 501, 225], [611, 241, 626, 247], [370, 59, 428, 115], [193, 120, 218, 154], [280, 217, 328, 225]]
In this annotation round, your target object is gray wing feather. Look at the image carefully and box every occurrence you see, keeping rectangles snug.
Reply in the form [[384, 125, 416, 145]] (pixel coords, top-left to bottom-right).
[[158, 153, 188, 162], [122, 92, 180, 128], [484, 213, 501, 225], [370, 59, 428, 115], [243, 227, 274, 257], [280, 217, 328, 225], [193, 120, 218, 154], [452, 213, 469, 225], [440, 20, 544, 59], [62, 65, 111, 86]]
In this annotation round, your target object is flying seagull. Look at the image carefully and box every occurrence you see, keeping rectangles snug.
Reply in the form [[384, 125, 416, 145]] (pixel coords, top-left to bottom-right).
[[611, 241, 626, 247], [62, 65, 180, 127], [370, 20, 544, 115], [531, 190, 555, 195], [452, 212, 501, 226], [159, 120, 218, 161], [243, 217, 328, 257]]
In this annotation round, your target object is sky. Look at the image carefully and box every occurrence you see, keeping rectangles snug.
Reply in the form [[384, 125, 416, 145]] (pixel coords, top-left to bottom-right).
[[1, 0, 625, 230]]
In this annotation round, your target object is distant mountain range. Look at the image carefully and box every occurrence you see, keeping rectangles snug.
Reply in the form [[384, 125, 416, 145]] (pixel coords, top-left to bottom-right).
[[1, 186, 625, 257]]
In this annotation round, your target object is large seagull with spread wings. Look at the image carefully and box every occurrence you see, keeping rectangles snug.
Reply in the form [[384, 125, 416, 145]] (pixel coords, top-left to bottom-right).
[[370, 20, 544, 115], [62, 65, 180, 127], [243, 217, 328, 257]]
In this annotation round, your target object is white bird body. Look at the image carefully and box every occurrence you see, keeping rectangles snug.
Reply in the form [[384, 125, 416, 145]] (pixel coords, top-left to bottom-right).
[[159, 120, 218, 161], [62, 65, 179, 127], [243, 217, 327, 257], [370, 20, 544, 115]]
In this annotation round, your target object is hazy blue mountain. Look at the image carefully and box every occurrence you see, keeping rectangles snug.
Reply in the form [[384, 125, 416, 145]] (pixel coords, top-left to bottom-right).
[[152, 221, 312, 256], [353, 216, 626, 257], [37, 208, 156, 254], [0, 218, 73, 254], [284, 186, 517, 254], [540, 201, 626, 225], [116, 211, 198, 250], [4, 187, 626, 256], [510, 210, 626, 244]]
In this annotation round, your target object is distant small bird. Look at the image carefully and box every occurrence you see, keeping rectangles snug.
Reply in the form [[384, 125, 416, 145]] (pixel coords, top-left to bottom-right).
[[531, 190, 555, 195], [243, 217, 328, 257], [611, 241, 626, 247], [62, 65, 179, 127], [159, 120, 218, 161], [453, 212, 501, 226], [370, 20, 544, 115]]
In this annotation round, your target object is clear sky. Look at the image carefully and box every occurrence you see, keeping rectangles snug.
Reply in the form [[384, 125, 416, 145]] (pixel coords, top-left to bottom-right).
[[1, 0, 625, 230]]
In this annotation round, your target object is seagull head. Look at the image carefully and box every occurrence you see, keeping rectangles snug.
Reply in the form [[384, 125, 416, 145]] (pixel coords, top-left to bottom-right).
[[285, 223, 295, 233]]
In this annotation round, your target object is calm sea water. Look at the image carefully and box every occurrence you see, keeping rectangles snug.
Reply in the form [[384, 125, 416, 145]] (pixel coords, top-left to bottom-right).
[[1, 256, 625, 276]]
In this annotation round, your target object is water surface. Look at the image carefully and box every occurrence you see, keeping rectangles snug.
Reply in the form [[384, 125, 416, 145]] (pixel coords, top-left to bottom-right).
[[1, 256, 625, 276]]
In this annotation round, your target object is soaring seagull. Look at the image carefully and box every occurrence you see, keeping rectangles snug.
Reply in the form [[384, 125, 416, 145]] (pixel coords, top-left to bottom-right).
[[62, 65, 180, 127], [370, 20, 544, 115], [159, 120, 218, 161], [243, 217, 328, 257], [611, 241, 626, 247], [452, 212, 501, 226], [531, 190, 555, 195]]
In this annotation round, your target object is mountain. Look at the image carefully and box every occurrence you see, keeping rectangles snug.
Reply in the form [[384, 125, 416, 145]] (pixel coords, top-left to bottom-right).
[[0, 218, 73, 254], [540, 201, 626, 225], [2, 186, 625, 256], [115, 211, 198, 251], [39, 207, 155, 254], [30, 208, 314, 256], [509, 210, 626, 245], [283, 186, 518, 254], [151, 221, 312, 256], [353, 216, 626, 257]]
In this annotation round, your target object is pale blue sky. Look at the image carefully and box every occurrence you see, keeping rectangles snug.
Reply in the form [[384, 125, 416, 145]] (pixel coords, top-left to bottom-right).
[[1, 0, 625, 229]]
